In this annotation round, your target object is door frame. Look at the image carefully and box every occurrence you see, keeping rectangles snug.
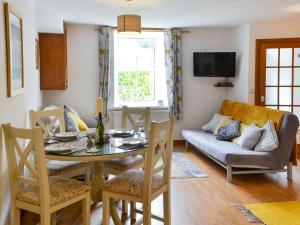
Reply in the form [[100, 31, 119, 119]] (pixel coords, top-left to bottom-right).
[[255, 38, 300, 106]]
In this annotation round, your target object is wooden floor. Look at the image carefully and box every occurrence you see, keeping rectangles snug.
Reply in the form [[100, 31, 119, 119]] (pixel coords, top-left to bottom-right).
[[30, 143, 300, 225]]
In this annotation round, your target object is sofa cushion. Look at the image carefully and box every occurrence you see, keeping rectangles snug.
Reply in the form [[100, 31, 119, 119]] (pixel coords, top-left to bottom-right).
[[254, 120, 279, 152], [237, 124, 264, 150], [181, 129, 278, 169], [213, 118, 234, 135], [201, 113, 230, 133], [216, 120, 240, 141]]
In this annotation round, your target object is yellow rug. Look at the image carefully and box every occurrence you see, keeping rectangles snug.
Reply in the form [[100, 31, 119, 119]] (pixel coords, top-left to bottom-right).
[[234, 201, 300, 225]]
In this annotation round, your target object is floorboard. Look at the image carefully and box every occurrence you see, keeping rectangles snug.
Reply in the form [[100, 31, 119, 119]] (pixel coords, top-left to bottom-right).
[[25, 144, 300, 225]]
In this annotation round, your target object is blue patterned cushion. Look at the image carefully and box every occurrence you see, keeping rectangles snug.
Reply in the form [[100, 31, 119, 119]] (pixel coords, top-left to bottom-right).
[[64, 110, 79, 132], [216, 120, 241, 141], [254, 120, 278, 152]]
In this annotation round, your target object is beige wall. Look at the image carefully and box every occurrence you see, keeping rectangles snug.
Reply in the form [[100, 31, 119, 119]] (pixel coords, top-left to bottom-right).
[[0, 0, 42, 224]]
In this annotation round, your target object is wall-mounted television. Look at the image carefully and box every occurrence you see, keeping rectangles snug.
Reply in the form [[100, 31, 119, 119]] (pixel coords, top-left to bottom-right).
[[193, 52, 236, 77]]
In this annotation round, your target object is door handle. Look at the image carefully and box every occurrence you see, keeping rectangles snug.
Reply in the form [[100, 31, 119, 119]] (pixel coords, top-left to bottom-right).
[[261, 96, 265, 103]]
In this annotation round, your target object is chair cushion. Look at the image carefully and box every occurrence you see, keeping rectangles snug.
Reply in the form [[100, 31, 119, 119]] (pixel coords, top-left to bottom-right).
[[102, 170, 164, 197], [16, 176, 90, 206], [103, 156, 144, 173], [47, 160, 88, 176]]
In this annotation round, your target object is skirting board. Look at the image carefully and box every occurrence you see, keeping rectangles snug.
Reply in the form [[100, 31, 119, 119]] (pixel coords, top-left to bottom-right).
[[174, 140, 185, 145]]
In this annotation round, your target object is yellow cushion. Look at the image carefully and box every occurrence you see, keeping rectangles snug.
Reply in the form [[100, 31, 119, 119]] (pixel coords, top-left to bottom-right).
[[69, 112, 89, 131], [220, 99, 285, 132], [231, 123, 249, 143], [213, 118, 234, 135]]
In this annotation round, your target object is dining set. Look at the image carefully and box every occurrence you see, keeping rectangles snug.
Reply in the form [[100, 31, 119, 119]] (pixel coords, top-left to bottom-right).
[[2, 100, 175, 225]]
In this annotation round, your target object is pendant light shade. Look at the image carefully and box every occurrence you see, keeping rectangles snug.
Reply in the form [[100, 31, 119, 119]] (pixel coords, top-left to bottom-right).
[[117, 14, 141, 34]]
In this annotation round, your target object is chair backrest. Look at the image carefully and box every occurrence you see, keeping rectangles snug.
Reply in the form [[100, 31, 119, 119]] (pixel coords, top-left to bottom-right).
[[96, 97, 104, 116], [2, 124, 50, 207], [143, 116, 175, 197], [121, 106, 151, 132], [29, 108, 65, 139]]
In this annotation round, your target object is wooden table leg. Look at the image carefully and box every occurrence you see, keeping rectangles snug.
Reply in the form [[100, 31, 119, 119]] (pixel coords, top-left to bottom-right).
[[91, 161, 105, 203]]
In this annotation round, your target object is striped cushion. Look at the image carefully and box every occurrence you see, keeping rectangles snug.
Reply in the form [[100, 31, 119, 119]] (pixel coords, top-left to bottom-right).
[[254, 120, 279, 152]]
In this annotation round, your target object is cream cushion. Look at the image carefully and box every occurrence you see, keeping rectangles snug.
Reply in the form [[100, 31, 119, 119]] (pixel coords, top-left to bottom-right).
[[232, 123, 249, 143], [102, 169, 164, 197], [47, 160, 88, 176], [103, 156, 144, 172], [16, 176, 90, 206]]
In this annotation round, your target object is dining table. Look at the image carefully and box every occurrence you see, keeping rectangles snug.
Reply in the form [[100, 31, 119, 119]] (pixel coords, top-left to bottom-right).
[[45, 131, 147, 224]]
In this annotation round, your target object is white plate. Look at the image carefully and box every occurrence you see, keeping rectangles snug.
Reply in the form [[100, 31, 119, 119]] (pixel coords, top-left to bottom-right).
[[45, 144, 73, 152], [54, 132, 78, 139], [122, 138, 142, 145], [107, 128, 133, 135]]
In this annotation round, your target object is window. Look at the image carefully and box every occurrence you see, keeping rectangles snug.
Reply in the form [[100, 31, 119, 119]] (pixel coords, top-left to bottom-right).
[[114, 31, 168, 107]]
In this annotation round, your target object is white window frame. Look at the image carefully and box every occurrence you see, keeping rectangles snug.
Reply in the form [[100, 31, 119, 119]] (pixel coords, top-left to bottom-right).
[[113, 31, 168, 108]]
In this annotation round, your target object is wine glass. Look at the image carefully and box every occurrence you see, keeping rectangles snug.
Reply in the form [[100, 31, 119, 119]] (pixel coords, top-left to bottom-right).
[[47, 124, 56, 139], [136, 120, 144, 140], [87, 132, 99, 153]]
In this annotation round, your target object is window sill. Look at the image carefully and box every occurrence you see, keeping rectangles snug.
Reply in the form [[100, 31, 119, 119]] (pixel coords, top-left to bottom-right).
[[109, 106, 169, 111]]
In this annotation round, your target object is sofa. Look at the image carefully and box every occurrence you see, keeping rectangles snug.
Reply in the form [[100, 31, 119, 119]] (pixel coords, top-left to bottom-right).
[[181, 100, 299, 182]]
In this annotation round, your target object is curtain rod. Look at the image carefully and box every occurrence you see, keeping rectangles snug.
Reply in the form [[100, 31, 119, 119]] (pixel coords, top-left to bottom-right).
[[94, 27, 189, 33]]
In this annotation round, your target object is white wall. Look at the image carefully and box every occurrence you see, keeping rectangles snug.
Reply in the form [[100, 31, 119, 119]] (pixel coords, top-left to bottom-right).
[[176, 27, 237, 138], [42, 24, 100, 118], [35, 0, 64, 33], [248, 18, 300, 103], [42, 25, 239, 139], [0, 0, 42, 224], [227, 23, 251, 103]]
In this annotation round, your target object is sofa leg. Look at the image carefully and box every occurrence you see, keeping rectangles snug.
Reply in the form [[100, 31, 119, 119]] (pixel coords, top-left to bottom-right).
[[227, 165, 232, 183], [287, 162, 293, 180], [185, 141, 189, 151]]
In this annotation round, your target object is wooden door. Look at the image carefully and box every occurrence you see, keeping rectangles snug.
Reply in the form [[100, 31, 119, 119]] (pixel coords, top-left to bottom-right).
[[255, 38, 300, 119], [39, 33, 67, 90]]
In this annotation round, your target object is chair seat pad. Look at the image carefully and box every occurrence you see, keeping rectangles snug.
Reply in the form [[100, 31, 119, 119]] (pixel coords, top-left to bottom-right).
[[104, 156, 144, 172], [16, 176, 90, 206], [102, 169, 164, 197], [47, 160, 88, 176]]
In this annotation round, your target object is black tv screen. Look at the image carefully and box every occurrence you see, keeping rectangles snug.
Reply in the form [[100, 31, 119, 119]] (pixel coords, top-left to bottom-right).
[[193, 52, 236, 77]]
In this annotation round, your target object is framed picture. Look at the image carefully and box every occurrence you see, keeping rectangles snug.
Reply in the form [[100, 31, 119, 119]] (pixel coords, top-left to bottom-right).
[[4, 3, 24, 97], [35, 38, 40, 70]]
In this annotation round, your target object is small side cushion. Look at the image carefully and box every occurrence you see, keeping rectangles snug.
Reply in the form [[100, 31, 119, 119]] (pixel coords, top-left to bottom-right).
[[201, 113, 231, 133], [216, 120, 241, 141], [254, 120, 279, 152], [64, 110, 79, 132], [237, 124, 264, 150], [213, 118, 234, 135], [69, 112, 89, 131]]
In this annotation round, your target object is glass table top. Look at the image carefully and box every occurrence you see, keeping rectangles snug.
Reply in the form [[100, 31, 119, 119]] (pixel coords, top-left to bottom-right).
[[45, 133, 147, 158]]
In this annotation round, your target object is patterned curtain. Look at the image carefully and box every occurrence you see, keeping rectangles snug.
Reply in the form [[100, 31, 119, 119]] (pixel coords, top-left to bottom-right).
[[164, 29, 183, 120], [99, 27, 113, 122]]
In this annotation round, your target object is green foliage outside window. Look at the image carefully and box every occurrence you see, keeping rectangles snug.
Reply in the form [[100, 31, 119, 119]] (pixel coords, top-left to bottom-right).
[[118, 71, 154, 102]]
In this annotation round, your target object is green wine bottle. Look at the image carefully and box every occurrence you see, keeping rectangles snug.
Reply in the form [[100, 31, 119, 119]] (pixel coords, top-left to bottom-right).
[[97, 112, 105, 145]]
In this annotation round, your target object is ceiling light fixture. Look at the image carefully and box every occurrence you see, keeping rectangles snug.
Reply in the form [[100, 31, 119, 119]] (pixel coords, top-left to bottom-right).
[[117, 0, 141, 34]]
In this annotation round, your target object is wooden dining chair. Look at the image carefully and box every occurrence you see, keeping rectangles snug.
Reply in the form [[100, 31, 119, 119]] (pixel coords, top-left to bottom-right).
[[104, 106, 151, 213], [29, 109, 90, 181], [102, 116, 175, 225], [2, 124, 90, 225]]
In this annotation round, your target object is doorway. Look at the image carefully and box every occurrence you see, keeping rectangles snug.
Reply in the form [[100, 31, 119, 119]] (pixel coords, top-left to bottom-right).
[[255, 38, 300, 120]]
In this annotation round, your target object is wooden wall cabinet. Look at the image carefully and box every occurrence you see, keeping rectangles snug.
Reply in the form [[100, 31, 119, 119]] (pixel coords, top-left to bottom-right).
[[39, 32, 68, 90]]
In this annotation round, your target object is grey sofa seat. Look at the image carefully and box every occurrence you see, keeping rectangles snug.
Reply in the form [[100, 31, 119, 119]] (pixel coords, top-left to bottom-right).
[[181, 129, 277, 169], [181, 112, 299, 182]]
